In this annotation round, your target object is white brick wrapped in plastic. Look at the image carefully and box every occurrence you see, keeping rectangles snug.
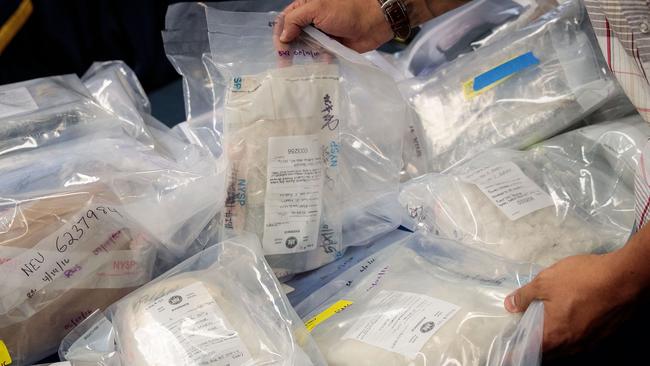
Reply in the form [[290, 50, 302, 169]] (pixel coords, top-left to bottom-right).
[[205, 18, 405, 276], [399, 126, 639, 266], [299, 232, 543, 366], [392, 0, 558, 78], [400, 0, 622, 177], [58, 234, 326, 366]]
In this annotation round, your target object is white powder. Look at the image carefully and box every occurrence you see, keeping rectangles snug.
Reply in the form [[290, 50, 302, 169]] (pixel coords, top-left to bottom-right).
[[400, 150, 634, 267], [401, 2, 618, 175], [308, 238, 530, 366], [223, 64, 343, 275], [115, 275, 316, 366]]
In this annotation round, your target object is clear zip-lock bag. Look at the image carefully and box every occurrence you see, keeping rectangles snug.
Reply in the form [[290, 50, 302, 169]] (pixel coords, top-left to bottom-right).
[[58, 234, 327, 366], [393, 0, 558, 78], [163, 2, 291, 122], [400, 141, 636, 267], [299, 232, 543, 366], [205, 16, 405, 276], [0, 105, 225, 365], [400, 0, 623, 177], [534, 114, 650, 189]]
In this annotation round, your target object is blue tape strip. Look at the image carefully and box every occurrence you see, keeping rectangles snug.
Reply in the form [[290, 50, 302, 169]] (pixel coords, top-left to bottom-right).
[[472, 51, 540, 92]]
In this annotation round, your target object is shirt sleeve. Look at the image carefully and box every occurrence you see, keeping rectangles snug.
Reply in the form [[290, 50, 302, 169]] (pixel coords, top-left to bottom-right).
[[585, 0, 650, 122]]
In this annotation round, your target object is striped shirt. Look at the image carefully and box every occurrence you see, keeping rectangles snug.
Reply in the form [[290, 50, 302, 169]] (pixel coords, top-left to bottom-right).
[[585, 0, 650, 121], [585, 0, 650, 230]]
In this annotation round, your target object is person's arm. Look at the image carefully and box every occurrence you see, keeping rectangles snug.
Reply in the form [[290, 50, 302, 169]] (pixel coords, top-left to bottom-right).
[[280, 0, 468, 53], [505, 224, 650, 353]]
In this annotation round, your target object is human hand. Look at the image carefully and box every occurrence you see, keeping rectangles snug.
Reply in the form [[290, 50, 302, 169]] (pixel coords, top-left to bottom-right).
[[504, 252, 642, 355], [279, 0, 395, 53]]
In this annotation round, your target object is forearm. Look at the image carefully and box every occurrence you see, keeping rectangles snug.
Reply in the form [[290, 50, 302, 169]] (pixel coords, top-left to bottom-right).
[[403, 0, 470, 27], [609, 224, 650, 300]]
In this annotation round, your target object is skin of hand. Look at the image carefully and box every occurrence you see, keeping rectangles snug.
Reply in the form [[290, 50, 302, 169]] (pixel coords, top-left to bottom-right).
[[279, 0, 471, 52], [280, 0, 395, 53], [504, 224, 650, 355]]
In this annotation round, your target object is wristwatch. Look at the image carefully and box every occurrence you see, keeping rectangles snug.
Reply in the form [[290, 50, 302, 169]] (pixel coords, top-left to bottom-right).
[[378, 0, 412, 40]]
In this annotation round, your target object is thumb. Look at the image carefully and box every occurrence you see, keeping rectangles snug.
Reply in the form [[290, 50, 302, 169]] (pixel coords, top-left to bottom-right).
[[280, 1, 319, 43], [505, 280, 540, 313]]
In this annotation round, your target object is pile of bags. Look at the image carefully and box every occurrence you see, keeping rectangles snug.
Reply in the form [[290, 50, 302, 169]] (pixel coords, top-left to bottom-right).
[[1, 0, 645, 364], [0, 63, 226, 365]]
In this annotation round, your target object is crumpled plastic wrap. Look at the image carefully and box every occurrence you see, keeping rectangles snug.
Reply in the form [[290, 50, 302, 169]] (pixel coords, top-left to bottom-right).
[[400, 0, 623, 177], [0, 75, 117, 158], [81, 61, 152, 141], [300, 232, 543, 366], [58, 234, 326, 366], [400, 132, 637, 266], [393, 0, 558, 78], [534, 114, 650, 189], [0, 71, 226, 365]]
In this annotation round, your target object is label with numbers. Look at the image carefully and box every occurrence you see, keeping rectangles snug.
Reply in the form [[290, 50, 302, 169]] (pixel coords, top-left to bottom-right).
[[145, 282, 252, 366], [0, 204, 131, 312], [461, 161, 554, 220], [342, 290, 459, 358], [262, 134, 323, 255]]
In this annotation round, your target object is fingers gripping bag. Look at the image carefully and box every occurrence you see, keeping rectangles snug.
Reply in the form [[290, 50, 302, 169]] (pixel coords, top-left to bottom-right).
[[0, 131, 225, 365], [400, 0, 622, 177], [57, 234, 327, 366], [206, 18, 405, 276], [399, 145, 635, 267], [300, 232, 543, 366]]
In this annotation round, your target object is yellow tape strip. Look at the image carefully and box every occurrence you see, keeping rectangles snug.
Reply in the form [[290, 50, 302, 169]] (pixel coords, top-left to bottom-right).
[[0, 0, 33, 54], [0, 340, 12, 365], [463, 73, 514, 100], [462, 52, 535, 100], [305, 299, 353, 332]]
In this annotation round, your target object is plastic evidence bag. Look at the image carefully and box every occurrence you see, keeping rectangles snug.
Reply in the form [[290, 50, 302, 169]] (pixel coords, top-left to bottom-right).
[[0, 75, 124, 157], [207, 21, 405, 276], [58, 234, 327, 366], [534, 114, 650, 189], [162, 29, 213, 121], [393, 0, 557, 78], [400, 0, 622, 176], [0, 128, 225, 365], [400, 145, 635, 267], [286, 229, 412, 307], [300, 232, 543, 366]]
